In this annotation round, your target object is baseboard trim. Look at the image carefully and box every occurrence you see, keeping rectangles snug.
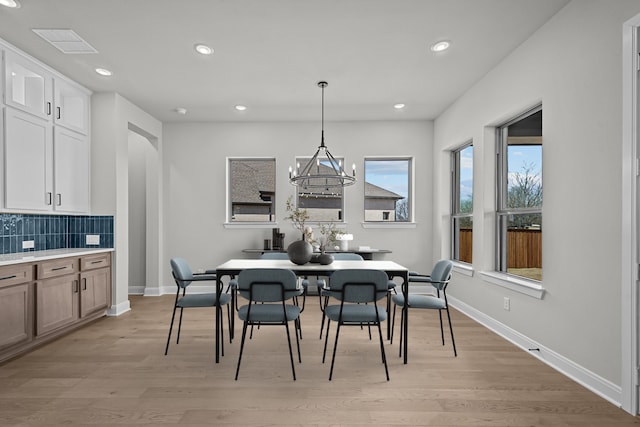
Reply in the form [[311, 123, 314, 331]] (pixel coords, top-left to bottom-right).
[[107, 299, 131, 317], [448, 296, 622, 408]]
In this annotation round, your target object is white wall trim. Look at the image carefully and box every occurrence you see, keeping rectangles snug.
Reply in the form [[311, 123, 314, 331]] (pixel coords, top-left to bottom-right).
[[449, 296, 623, 408], [621, 12, 640, 415], [107, 299, 131, 316], [479, 270, 545, 299]]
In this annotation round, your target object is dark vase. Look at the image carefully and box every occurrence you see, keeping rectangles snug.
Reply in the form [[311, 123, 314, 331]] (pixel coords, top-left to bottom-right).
[[318, 251, 334, 265], [287, 239, 313, 265]]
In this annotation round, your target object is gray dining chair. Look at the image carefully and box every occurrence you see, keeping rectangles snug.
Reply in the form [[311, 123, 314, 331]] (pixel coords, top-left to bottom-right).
[[391, 259, 457, 357], [235, 268, 302, 380], [322, 269, 390, 381], [165, 257, 232, 356]]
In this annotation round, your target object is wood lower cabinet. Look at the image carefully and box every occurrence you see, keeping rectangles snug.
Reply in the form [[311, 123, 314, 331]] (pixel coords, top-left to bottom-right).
[[0, 264, 34, 352], [80, 254, 111, 318], [0, 251, 111, 363]]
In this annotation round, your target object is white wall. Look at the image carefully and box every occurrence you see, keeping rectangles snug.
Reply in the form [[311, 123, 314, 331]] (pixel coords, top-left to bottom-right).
[[92, 92, 163, 314], [161, 120, 433, 287], [128, 130, 147, 293], [434, 0, 640, 398]]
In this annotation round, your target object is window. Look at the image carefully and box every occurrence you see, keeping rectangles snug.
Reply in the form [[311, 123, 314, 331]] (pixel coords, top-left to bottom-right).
[[451, 143, 473, 264], [496, 107, 542, 281], [296, 158, 344, 222], [364, 158, 412, 222], [228, 158, 276, 222]]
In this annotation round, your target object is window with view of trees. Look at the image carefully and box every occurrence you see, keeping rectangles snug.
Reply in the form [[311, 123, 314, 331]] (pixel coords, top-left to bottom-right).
[[296, 157, 344, 222], [364, 158, 411, 222], [452, 143, 473, 263], [228, 158, 276, 222], [496, 106, 542, 281]]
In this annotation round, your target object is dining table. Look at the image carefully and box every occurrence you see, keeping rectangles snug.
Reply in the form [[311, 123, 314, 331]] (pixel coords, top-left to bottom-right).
[[214, 258, 410, 364]]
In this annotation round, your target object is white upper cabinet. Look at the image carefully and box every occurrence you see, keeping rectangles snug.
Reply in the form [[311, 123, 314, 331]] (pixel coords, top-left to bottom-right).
[[4, 107, 53, 211], [4, 50, 53, 121], [54, 78, 89, 135], [53, 127, 89, 213]]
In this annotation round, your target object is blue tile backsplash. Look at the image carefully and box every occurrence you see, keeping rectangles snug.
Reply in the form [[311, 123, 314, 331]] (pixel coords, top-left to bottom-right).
[[0, 214, 114, 254]]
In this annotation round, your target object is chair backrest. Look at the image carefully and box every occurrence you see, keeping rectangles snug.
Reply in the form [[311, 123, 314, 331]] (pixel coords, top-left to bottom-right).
[[332, 253, 364, 261], [430, 259, 453, 291], [328, 269, 389, 303], [260, 252, 289, 260], [170, 257, 194, 289], [237, 268, 298, 302]]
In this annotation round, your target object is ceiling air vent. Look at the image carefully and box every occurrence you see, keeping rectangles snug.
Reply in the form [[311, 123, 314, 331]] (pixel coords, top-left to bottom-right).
[[32, 28, 98, 54]]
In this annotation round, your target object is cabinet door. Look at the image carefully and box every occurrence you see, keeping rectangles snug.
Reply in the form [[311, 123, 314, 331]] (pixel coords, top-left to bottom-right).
[[54, 78, 89, 135], [53, 127, 89, 213], [4, 108, 54, 211], [4, 50, 53, 121], [0, 283, 33, 351], [35, 275, 79, 336], [80, 268, 110, 318]]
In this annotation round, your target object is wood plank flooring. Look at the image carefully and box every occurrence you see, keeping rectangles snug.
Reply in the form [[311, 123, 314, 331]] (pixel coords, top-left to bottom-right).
[[1, 294, 639, 426]]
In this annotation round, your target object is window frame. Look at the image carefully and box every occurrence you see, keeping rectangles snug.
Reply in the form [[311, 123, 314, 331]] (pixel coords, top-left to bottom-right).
[[226, 157, 277, 225], [451, 141, 473, 264], [495, 105, 543, 281], [363, 156, 413, 224]]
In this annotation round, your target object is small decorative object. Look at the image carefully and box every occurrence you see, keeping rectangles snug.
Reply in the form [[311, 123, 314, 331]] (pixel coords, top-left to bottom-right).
[[336, 233, 353, 251], [318, 252, 334, 265], [284, 196, 313, 265]]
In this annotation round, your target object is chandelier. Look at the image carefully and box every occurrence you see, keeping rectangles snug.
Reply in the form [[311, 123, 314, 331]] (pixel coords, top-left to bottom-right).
[[289, 81, 356, 190]]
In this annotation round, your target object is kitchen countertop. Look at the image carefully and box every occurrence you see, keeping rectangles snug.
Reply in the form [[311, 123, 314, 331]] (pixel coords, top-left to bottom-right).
[[0, 248, 114, 267]]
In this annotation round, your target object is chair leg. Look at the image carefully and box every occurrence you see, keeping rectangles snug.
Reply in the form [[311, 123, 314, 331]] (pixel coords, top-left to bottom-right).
[[164, 304, 178, 355], [322, 319, 331, 363], [398, 306, 405, 358], [329, 322, 342, 381], [445, 307, 458, 357], [376, 321, 389, 381], [235, 321, 249, 380], [284, 322, 297, 381], [176, 307, 184, 344], [438, 309, 445, 346], [295, 319, 302, 363], [319, 295, 328, 339], [219, 304, 224, 357], [227, 305, 233, 343]]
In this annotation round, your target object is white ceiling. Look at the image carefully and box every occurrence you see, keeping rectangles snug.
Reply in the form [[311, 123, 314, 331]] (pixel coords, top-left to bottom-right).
[[0, 0, 570, 122]]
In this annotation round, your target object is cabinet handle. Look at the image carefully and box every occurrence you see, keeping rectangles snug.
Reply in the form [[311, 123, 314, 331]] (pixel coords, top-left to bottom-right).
[[51, 266, 67, 271], [56, 106, 61, 119], [83, 278, 87, 291], [57, 194, 62, 206], [47, 102, 52, 115], [73, 280, 79, 293], [90, 260, 102, 264], [0, 275, 17, 281], [46, 192, 52, 205]]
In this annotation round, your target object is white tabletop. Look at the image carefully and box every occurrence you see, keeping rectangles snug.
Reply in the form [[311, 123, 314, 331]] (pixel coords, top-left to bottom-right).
[[215, 258, 408, 274]]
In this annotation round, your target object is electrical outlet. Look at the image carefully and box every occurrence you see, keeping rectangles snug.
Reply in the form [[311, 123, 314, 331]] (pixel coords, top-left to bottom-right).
[[22, 240, 34, 249], [503, 297, 510, 311], [86, 234, 100, 245]]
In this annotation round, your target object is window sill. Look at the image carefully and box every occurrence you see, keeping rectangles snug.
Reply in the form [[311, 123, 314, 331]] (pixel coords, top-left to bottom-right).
[[361, 222, 417, 229], [452, 261, 474, 277], [224, 222, 278, 229], [479, 271, 545, 299]]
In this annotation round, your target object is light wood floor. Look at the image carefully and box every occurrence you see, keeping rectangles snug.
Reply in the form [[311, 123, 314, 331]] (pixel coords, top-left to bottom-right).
[[1, 294, 639, 426]]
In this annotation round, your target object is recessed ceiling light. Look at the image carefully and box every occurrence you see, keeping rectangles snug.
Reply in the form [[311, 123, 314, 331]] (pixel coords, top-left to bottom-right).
[[234, 105, 247, 111], [430, 40, 451, 52], [175, 107, 187, 115], [0, 0, 21, 8], [95, 68, 112, 76], [394, 103, 406, 110], [195, 44, 213, 55]]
